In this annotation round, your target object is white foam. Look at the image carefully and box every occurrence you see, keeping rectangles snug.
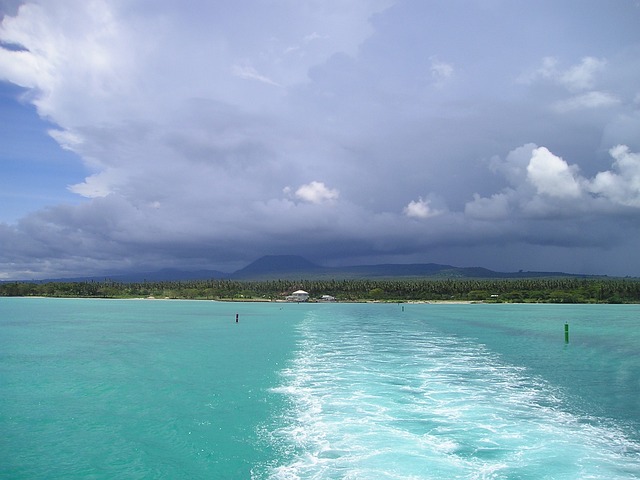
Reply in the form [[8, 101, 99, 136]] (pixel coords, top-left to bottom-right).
[[260, 312, 640, 479]]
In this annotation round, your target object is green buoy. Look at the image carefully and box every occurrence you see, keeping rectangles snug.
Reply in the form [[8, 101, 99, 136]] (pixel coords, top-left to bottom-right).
[[564, 322, 569, 343]]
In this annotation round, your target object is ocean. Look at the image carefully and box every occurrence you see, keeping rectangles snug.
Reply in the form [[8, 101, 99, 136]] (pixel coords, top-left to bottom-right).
[[1, 298, 639, 479]]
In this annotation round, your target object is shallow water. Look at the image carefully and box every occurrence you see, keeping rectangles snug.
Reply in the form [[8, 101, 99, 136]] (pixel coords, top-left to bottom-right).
[[1, 299, 639, 478]]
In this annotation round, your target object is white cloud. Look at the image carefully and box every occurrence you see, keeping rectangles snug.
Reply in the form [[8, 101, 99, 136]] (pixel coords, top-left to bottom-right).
[[403, 197, 441, 219], [489, 143, 537, 186], [554, 90, 620, 112], [293, 181, 339, 205], [464, 192, 511, 220], [303, 32, 325, 43], [48, 128, 84, 151], [588, 145, 640, 207], [430, 57, 454, 86], [535, 56, 559, 80], [523, 56, 607, 92], [526, 147, 582, 198], [0, 1, 137, 123], [559, 56, 606, 92], [468, 144, 640, 220], [231, 64, 282, 87], [68, 169, 120, 198]]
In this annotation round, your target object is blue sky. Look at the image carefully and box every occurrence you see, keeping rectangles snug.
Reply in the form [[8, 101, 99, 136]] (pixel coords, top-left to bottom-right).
[[1, 82, 83, 222], [1, 0, 640, 279]]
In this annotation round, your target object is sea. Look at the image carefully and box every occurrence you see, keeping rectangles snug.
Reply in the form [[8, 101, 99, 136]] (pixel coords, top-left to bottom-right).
[[1, 298, 640, 479]]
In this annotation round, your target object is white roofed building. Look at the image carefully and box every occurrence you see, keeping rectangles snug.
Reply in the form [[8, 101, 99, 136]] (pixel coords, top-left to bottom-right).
[[286, 290, 309, 302]]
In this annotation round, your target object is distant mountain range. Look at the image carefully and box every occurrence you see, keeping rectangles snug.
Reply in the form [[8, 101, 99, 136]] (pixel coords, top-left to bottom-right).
[[11, 255, 605, 283], [228, 255, 601, 280]]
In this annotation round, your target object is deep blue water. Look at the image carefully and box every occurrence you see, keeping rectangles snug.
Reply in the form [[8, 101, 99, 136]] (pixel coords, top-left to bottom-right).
[[1, 299, 639, 479]]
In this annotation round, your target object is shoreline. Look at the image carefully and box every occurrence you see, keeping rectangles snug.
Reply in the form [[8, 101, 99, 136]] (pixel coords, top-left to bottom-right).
[[6, 296, 637, 305], [2, 295, 479, 303], [1, 295, 481, 304]]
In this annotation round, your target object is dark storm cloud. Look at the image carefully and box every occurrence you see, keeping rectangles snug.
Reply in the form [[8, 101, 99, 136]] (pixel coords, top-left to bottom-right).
[[1, 0, 640, 278]]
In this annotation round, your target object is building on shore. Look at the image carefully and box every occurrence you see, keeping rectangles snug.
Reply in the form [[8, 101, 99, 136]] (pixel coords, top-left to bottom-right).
[[286, 290, 309, 302], [319, 295, 336, 302]]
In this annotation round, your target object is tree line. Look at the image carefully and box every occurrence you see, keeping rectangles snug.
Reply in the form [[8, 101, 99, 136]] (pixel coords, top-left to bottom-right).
[[1, 277, 640, 303]]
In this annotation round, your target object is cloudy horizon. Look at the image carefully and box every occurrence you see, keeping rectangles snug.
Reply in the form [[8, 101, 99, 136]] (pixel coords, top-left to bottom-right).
[[1, 0, 640, 279]]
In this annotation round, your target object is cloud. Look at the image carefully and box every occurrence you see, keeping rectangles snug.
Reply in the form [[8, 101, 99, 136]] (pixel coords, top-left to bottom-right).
[[1, 1, 640, 278], [404, 197, 441, 219], [231, 64, 282, 87], [292, 181, 339, 205], [468, 144, 640, 218], [465, 192, 511, 220], [553, 91, 620, 112], [489, 143, 537, 186], [588, 145, 640, 207], [523, 56, 607, 92], [559, 56, 607, 92], [429, 57, 454, 86], [68, 169, 123, 198], [303, 31, 325, 43], [520, 56, 624, 113], [526, 147, 582, 198]]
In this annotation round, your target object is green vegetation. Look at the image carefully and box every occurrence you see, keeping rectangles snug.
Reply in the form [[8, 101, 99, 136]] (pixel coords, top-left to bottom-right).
[[1, 277, 640, 303]]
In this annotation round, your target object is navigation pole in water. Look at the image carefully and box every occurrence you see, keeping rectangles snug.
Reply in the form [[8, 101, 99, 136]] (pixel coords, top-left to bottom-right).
[[236, 313, 239, 323], [564, 322, 569, 343]]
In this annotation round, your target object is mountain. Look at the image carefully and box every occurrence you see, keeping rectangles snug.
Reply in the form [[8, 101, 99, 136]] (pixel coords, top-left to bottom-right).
[[334, 263, 479, 278], [229, 256, 594, 280], [6, 255, 601, 283], [232, 255, 324, 279]]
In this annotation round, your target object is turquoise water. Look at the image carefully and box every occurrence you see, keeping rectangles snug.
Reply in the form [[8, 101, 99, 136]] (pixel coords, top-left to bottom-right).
[[1, 299, 639, 478]]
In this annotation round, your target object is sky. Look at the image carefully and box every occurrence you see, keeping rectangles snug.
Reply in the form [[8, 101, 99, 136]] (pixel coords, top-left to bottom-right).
[[1, 0, 640, 279]]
